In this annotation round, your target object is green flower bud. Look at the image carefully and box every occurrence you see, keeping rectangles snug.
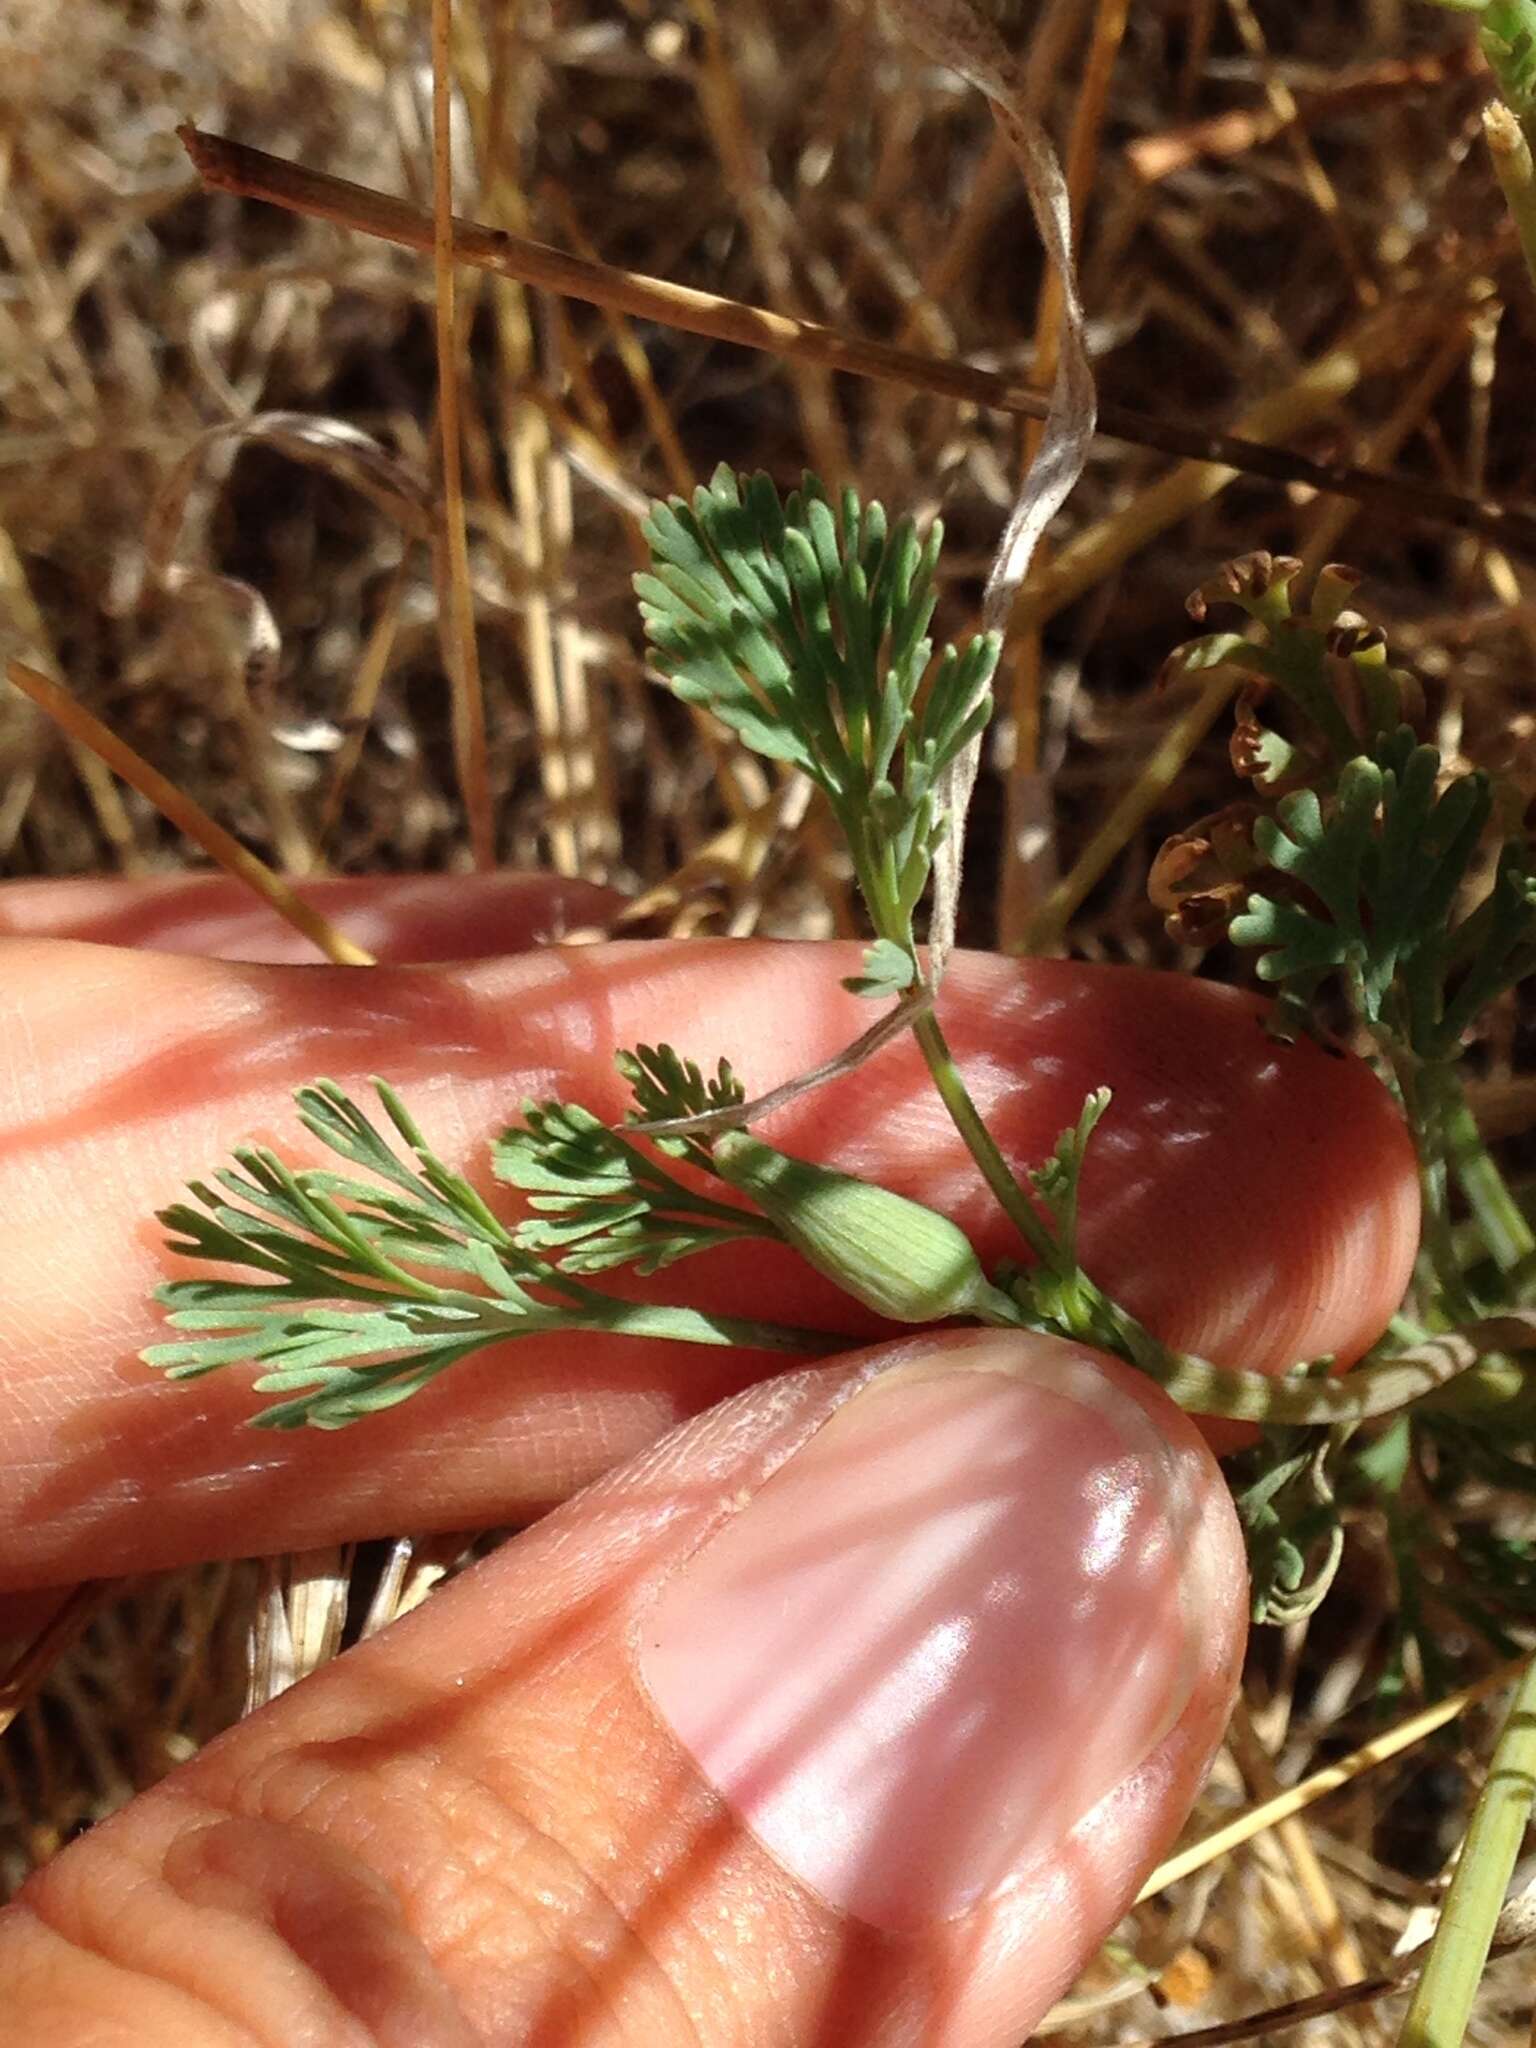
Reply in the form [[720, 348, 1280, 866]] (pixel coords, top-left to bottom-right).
[[712, 1130, 1014, 1325]]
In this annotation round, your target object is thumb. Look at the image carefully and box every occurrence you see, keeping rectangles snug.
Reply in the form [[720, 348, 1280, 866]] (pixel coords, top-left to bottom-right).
[[0, 1328, 1245, 2048]]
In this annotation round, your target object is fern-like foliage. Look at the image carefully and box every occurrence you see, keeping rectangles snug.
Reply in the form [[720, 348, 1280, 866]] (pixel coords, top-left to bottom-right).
[[1158, 559, 1536, 1067], [637, 465, 1000, 990], [615, 1043, 747, 1167], [495, 1049, 779, 1276], [144, 1077, 824, 1429], [1229, 730, 1536, 1059]]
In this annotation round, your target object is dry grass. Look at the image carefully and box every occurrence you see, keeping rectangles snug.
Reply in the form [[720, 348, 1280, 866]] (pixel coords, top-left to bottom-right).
[[5, 0, 1536, 2039]]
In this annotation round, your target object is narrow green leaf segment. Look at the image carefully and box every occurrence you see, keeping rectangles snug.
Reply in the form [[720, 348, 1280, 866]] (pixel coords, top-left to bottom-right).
[[144, 1076, 834, 1430]]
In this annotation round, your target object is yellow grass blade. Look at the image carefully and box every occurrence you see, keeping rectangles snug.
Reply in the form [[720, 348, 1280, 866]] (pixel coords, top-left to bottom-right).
[[5, 659, 376, 968]]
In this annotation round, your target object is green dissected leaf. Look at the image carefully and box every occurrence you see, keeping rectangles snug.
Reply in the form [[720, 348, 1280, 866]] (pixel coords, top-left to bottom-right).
[[618, 1042, 747, 1167], [144, 1082, 574, 1428], [1231, 1430, 1344, 1626], [1026, 1086, 1111, 1272], [1228, 730, 1536, 1057], [147, 1293, 514, 1431], [142, 1077, 820, 1429], [494, 1096, 777, 1275], [841, 937, 918, 999], [638, 465, 1000, 944], [1162, 566, 1536, 1073], [1003, 1088, 1118, 1341], [1434, 843, 1536, 1052]]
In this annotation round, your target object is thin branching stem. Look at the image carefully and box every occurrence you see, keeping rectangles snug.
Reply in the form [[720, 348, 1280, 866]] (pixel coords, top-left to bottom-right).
[[910, 1008, 1056, 1263], [1436, 1062, 1536, 1275], [1397, 1652, 1536, 2048], [1485, 101, 1536, 296]]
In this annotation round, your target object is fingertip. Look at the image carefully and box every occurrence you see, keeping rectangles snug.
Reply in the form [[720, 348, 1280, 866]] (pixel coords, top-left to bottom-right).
[[629, 1329, 1247, 2040]]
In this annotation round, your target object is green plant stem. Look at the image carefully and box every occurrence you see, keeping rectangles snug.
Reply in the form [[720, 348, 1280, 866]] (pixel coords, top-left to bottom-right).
[[1083, 1285, 1518, 1424], [1485, 100, 1536, 298], [578, 1299, 839, 1355], [1397, 1652, 1536, 2048], [898, 997, 1524, 1429], [1396, 1056, 1482, 1320], [1437, 1065, 1536, 1275], [1420, 1352, 1534, 1419], [911, 1008, 1056, 1262]]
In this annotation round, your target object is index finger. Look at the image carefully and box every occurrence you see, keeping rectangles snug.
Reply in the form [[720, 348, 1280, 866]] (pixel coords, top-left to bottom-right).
[[0, 933, 1419, 1589]]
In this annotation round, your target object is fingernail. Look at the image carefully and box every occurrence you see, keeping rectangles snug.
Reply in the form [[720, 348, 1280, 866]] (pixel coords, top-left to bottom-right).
[[637, 1335, 1208, 1932]]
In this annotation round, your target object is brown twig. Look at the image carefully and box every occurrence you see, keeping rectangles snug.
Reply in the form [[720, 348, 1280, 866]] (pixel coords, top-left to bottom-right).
[[542, 182, 695, 497], [179, 125, 1536, 560], [0, 1583, 116, 1740], [316, 554, 408, 849], [1126, 40, 1484, 184], [1118, 1964, 1414, 2048], [1137, 1653, 1535, 1903], [1116, 1889, 1536, 2048], [686, 0, 850, 484], [1001, 0, 1129, 944], [4, 658, 377, 967], [1223, 0, 1375, 307]]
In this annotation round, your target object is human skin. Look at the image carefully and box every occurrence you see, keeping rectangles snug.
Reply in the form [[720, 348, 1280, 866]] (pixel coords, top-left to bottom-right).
[[0, 888, 1419, 1589], [0, 875, 1420, 2045]]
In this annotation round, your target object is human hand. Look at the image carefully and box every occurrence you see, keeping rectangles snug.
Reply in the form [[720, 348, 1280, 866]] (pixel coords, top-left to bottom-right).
[[0, 875, 1419, 2045]]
